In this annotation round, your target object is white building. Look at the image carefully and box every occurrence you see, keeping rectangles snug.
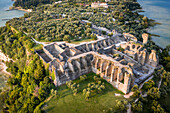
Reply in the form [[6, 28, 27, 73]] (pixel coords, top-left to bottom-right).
[[105, 0, 111, 2], [55, 1, 62, 4], [91, 1, 108, 8]]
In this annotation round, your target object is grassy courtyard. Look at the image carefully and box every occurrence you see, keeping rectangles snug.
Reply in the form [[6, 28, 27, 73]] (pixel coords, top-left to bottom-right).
[[43, 73, 126, 113], [70, 38, 94, 44], [33, 44, 43, 50]]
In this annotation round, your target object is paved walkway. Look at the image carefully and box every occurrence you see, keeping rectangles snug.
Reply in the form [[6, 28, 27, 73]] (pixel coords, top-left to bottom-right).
[[124, 92, 134, 98], [23, 32, 47, 46], [127, 103, 131, 113]]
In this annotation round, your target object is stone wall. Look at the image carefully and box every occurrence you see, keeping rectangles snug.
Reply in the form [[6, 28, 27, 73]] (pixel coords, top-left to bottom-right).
[[53, 51, 134, 94]]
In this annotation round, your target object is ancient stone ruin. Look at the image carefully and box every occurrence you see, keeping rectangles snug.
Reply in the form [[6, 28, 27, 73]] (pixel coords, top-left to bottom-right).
[[36, 35, 158, 94]]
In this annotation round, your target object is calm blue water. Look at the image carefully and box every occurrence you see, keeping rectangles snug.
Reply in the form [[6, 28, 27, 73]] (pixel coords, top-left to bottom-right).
[[138, 0, 170, 48], [0, 0, 26, 27]]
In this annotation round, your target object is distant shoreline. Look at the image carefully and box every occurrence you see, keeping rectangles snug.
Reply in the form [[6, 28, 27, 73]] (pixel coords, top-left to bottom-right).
[[6, 6, 32, 13]]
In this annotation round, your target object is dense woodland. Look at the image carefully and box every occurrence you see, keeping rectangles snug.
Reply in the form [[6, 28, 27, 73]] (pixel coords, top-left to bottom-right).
[[0, 26, 55, 112], [9, 0, 147, 42], [0, 0, 169, 113], [13, 0, 57, 9], [13, 0, 139, 9]]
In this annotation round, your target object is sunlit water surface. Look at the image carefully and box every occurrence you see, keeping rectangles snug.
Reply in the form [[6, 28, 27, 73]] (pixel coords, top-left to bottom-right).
[[0, 0, 25, 27], [138, 0, 170, 48]]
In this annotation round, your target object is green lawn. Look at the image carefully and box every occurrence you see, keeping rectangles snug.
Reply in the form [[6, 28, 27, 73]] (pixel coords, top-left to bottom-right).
[[33, 44, 43, 50], [43, 73, 126, 113], [70, 38, 94, 44]]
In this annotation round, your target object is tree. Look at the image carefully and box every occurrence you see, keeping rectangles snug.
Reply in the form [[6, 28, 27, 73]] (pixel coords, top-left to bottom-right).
[[85, 90, 91, 100], [151, 100, 165, 113], [143, 80, 155, 91], [91, 33, 97, 40], [115, 100, 128, 112], [132, 101, 143, 112], [108, 32, 113, 37], [147, 87, 160, 100], [132, 85, 140, 98], [63, 35, 70, 42]]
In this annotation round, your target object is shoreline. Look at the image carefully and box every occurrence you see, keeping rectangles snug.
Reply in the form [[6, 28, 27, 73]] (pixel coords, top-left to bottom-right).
[[7, 6, 32, 13]]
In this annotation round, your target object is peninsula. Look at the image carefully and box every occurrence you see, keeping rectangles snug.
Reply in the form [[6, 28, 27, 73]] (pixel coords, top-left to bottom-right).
[[0, 0, 169, 113]]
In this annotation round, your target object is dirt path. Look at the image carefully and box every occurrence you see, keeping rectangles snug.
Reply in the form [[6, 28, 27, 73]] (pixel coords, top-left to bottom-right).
[[0, 62, 11, 76]]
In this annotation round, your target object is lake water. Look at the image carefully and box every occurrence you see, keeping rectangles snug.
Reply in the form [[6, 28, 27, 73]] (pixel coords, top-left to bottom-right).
[[0, 0, 26, 27], [138, 0, 170, 48]]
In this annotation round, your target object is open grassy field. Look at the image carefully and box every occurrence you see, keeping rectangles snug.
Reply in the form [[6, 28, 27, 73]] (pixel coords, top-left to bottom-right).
[[33, 44, 43, 50], [43, 73, 126, 113], [70, 38, 94, 44]]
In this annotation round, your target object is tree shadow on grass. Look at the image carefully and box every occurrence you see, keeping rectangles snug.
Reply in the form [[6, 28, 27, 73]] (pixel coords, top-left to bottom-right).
[[46, 106, 56, 112], [58, 89, 72, 98]]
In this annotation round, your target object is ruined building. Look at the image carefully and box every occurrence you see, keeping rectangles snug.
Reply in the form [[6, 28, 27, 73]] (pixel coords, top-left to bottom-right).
[[36, 35, 158, 94]]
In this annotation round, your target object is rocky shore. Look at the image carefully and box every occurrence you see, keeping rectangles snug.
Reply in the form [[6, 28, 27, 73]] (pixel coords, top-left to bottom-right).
[[7, 6, 32, 12]]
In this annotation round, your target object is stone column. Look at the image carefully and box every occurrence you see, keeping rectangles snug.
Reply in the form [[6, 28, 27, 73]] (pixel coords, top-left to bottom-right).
[[105, 63, 110, 77], [142, 33, 148, 44], [113, 67, 117, 81], [100, 60, 104, 73], [75, 60, 81, 72], [103, 40, 107, 47], [117, 68, 121, 83], [95, 58, 99, 69], [99, 41, 103, 48], [68, 62, 75, 73], [86, 44, 90, 51], [82, 57, 88, 69], [91, 43, 96, 51], [110, 66, 114, 82], [95, 43, 99, 50], [149, 50, 158, 67], [107, 39, 111, 45], [123, 74, 131, 94]]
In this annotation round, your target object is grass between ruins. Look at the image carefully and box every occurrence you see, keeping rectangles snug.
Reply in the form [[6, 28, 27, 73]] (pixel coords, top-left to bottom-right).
[[33, 44, 43, 50], [70, 38, 94, 44], [43, 73, 126, 113]]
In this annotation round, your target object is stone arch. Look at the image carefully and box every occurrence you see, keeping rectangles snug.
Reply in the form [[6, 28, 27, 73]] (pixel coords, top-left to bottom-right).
[[88, 44, 92, 51], [68, 62, 75, 73], [97, 41, 101, 48], [105, 40, 109, 46], [97, 59, 102, 69], [71, 60, 79, 72], [137, 46, 140, 50], [119, 68, 126, 83], [85, 54, 93, 66], [110, 39, 114, 45], [101, 61, 108, 73], [126, 46, 130, 51], [132, 45, 135, 49], [100, 41, 104, 47], [113, 68, 118, 81], [105, 64, 112, 77], [79, 57, 86, 69]]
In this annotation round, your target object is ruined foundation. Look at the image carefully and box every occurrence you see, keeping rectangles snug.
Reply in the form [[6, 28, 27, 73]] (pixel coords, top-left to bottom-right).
[[36, 36, 158, 94]]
